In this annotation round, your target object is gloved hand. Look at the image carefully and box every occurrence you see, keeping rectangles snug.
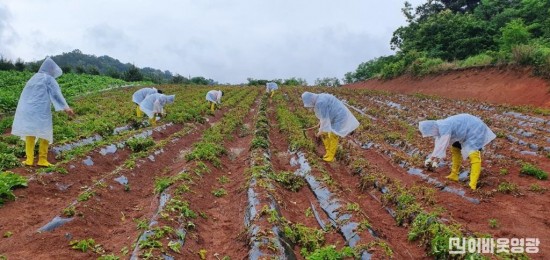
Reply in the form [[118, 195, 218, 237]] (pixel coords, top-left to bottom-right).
[[431, 160, 438, 169], [424, 158, 433, 168]]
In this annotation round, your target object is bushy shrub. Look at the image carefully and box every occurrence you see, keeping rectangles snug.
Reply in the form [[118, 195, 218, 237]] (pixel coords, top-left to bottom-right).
[[380, 60, 406, 79], [409, 57, 446, 76], [459, 53, 494, 67]]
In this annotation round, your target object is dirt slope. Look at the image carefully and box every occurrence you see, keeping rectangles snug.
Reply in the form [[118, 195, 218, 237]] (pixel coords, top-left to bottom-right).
[[345, 66, 550, 108]]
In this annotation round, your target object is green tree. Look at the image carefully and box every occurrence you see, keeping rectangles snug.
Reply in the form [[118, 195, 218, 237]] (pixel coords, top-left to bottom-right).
[[499, 19, 531, 51], [392, 10, 493, 60], [123, 64, 144, 82], [171, 74, 189, 84], [14, 58, 25, 71], [189, 76, 209, 85]]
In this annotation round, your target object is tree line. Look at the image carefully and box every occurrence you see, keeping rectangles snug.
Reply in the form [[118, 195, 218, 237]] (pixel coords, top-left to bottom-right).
[[0, 49, 217, 85], [345, 0, 550, 83]]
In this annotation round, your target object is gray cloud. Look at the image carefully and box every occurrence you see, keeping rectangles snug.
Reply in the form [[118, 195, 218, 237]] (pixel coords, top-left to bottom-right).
[[85, 24, 136, 52], [0, 3, 19, 58], [1, 0, 425, 84]]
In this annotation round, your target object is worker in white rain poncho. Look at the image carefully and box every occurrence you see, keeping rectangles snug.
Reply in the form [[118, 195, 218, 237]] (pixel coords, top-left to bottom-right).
[[205, 90, 223, 112], [266, 82, 278, 98], [302, 92, 359, 162], [12, 57, 75, 167], [132, 87, 162, 117], [139, 93, 175, 126], [419, 114, 496, 190]]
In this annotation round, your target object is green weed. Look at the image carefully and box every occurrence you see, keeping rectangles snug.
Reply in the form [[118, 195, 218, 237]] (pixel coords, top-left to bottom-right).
[[270, 171, 305, 192], [97, 255, 120, 260], [165, 199, 197, 219], [528, 183, 547, 193], [63, 205, 76, 217], [488, 218, 499, 229], [346, 202, 360, 212], [126, 137, 155, 152], [305, 245, 354, 260], [212, 188, 227, 197], [154, 177, 173, 194], [520, 163, 548, 180], [497, 182, 519, 194], [77, 190, 95, 202], [217, 175, 230, 184]]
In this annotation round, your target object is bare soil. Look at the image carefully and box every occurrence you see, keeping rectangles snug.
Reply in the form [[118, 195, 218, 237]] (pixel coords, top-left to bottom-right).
[[345, 66, 550, 108]]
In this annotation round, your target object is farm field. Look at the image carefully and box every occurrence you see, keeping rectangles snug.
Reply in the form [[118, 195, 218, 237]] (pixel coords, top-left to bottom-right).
[[0, 85, 549, 259]]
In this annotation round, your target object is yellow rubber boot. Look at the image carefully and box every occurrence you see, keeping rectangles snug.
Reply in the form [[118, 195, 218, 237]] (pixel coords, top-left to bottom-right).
[[23, 136, 36, 166], [446, 146, 461, 181], [468, 151, 482, 190], [270, 90, 275, 98], [37, 139, 53, 167], [321, 133, 330, 160], [136, 105, 143, 117], [149, 117, 157, 127], [323, 133, 339, 162], [210, 102, 215, 112]]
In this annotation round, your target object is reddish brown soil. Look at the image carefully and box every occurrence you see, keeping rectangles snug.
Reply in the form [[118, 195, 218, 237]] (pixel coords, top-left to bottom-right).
[[0, 112, 225, 259], [179, 104, 258, 259], [345, 66, 550, 108]]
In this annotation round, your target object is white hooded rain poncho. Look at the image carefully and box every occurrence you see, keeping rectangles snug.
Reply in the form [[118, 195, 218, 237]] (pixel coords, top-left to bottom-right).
[[266, 82, 278, 92], [132, 87, 158, 104], [11, 57, 68, 144], [139, 93, 176, 118], [302, 92, 359, 137], [206, 90, 223, 104], [419, 113, 496, 159]]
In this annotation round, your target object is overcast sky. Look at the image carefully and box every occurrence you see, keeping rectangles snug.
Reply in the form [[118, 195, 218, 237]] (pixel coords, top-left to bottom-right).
[[0, 0, 424, 84]]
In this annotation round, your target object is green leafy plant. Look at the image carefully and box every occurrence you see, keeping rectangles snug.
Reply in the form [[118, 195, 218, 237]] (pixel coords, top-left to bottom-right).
[[346, 203, 360, 212], [217, 175, 230, 184], [135, 218, 148, 230], [250, 137, 269, 150], [488, 218, 499, 229], [305, 207, 313, 218], [0, 154, 21, 171], [499, 168, 508, 175], [270, 171, 305, 192], [166, 199, 197, 219], [168, 240, 182, 253], [211, 188, 227, 197], [3, 231, 12, 238], [0, 171, 28, 205], [63, 205, 76, 217], [126, 137, 155, 152], [520, 163, 548, 180], [154, 177, 173, 194], [306, 245, 354, 260], [69, 238, 96, 252], [97, 255, 120, 260], [77, 190, 95, 202], [283, 223, 325, 256]]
